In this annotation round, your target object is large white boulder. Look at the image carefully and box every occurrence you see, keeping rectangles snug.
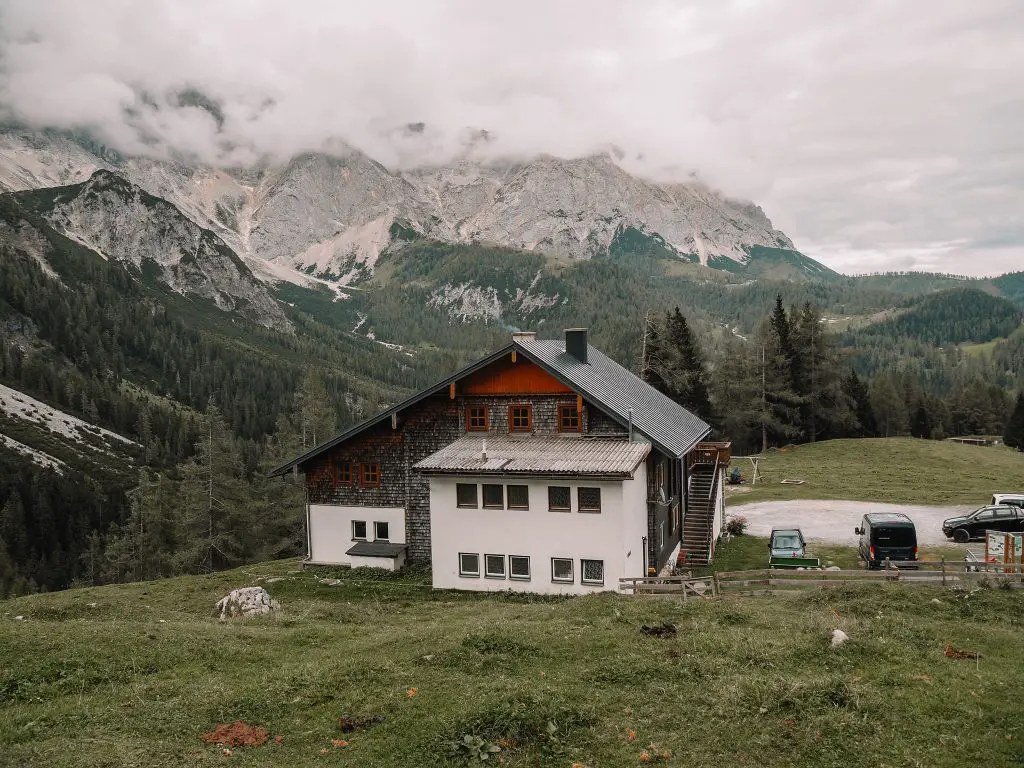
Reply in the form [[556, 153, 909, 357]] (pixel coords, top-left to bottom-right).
[[214, 587, 280, 620]]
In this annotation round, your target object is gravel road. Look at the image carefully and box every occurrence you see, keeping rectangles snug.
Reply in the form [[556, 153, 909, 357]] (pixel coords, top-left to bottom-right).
[[731, 500, 977, 546]]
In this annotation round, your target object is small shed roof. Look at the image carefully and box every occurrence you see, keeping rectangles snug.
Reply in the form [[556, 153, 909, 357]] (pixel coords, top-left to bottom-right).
[[345, 541, 408, 558], [414, 434, 650, 478]]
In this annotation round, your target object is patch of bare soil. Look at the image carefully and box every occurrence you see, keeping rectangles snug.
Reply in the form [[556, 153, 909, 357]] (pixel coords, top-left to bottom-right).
[[200, 721, 270, 747]]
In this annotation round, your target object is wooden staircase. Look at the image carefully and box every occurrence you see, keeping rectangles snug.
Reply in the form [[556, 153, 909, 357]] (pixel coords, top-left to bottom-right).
[[679, 463, 719, 566]]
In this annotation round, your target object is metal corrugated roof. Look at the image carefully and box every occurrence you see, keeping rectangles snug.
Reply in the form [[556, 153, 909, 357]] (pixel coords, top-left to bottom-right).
[[414, 434, 651, 477], [514, 338, 710, 458]]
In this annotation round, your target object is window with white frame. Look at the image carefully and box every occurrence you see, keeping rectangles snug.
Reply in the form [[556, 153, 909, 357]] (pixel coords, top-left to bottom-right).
[[352, 520, 367, 540], [374, 521, 389, 541], [485, 554, 506, 578], [459, 553, 480, 577], [577, 487, 601, 513], [509, 555, 531, 580], [551, 557, 573, 583], [581, 559, 604, 586]]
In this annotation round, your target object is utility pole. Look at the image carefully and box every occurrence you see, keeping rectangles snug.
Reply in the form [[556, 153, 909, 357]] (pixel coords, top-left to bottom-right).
[[761, 344, 767, 454]]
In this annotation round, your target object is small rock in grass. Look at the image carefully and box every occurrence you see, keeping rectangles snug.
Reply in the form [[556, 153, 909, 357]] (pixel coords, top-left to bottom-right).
[[826, 566, 841, 571], [13, 615, 24, 621], [930, 598, 942, 605], [831, 629, 849, 648], [318, 578, 341, 586]]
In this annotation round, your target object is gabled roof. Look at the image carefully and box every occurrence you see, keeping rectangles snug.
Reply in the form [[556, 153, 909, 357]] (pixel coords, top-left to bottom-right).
[[414, 434, 651, 478], [515, 338, 710, 459], [270, 333, 710, 476]]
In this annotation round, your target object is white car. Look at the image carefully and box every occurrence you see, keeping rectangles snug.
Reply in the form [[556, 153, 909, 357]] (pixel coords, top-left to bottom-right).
[[991, 493, 1024, 508]]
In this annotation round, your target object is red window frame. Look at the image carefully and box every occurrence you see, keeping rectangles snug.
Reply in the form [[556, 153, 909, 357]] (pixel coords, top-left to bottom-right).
[[360, 463, 381, 488], [333, 459, 353, 486], [557, 404, 581, 433], [466, 406, 489, 432], [508, 405, 533, 433]]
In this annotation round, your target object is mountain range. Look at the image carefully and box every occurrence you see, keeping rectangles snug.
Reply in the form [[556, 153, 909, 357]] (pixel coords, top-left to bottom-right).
[[0, 125, 826, 294]]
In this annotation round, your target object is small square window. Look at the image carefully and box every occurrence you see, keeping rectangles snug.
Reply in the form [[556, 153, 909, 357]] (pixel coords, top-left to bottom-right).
[[581, 559, 604, 585], [548, 486, 571, 512], [456, 483, 478, 508], [374, 521, 389, 541], [459, 553, 480, 577], [361, 463, 380, 487], [485, 554, 506, 578], [507, 485, 529, 509], [334, 460, 353, 486], [558, 405, 580, 432], [352, 520, 367, 540], [551, 557, 574, 583], [509, 555, 531, 580], [509, 405, 533, 433], [482, 484, 504, 509], [578, 487, 601, 513], [467, 406, 488, 432]]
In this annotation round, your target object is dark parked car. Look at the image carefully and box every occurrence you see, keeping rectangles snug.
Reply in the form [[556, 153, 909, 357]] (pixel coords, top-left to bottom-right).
[[942, 505, 1024, 543], [855, 512, 918, 569]]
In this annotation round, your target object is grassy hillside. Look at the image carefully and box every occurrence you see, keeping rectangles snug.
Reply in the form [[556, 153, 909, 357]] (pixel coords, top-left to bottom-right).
[[2, 557, 1023, 767], [726, 438, 1024, 507]]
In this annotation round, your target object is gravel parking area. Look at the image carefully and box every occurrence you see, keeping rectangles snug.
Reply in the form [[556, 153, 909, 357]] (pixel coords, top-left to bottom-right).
[[731, 500, 976, 547]]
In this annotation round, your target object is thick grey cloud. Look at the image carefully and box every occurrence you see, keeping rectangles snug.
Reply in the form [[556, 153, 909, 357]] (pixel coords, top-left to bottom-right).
[[1, 0, 1021, 275]]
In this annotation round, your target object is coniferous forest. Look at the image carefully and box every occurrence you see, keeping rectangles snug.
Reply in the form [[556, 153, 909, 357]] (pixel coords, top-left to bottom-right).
[[1, 199, 1022, 596]]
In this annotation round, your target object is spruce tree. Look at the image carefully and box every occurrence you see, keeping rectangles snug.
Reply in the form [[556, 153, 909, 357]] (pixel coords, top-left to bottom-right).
[[665, 307, 714, 422], [843, 370, 877, 437], [1005, 393, 1024, 450]]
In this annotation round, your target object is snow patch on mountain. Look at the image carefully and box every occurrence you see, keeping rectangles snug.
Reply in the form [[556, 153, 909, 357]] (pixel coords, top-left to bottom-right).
[[0, 433, 66, 473], [0, 383, 137, 452]]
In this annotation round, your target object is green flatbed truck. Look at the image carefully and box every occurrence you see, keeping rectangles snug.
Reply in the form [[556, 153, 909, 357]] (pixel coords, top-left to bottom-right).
[[768, 528, 821, 569]]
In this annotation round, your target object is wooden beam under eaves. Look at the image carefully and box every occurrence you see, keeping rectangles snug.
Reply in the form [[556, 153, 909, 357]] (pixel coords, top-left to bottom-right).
[[391, 412, 398, 429], [449, 382, 456, 400], [511, 350, 517, 364]]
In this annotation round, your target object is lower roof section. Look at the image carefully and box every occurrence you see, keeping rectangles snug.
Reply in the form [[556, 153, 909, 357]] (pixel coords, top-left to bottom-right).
[[413, 434, 651, 478], [346, 541, 408, 557]]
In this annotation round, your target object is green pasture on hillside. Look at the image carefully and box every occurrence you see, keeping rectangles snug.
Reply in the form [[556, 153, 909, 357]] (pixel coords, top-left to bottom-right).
[[725, 437, 1024, 507], [2, 547, 1023, 767]]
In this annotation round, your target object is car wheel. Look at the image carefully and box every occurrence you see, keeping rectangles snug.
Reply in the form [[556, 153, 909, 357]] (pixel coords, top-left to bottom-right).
[[952, 528, 970, 543]]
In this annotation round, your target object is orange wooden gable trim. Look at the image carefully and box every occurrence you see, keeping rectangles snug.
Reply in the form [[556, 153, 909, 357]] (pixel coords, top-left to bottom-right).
[[461, 355, 574, 395]]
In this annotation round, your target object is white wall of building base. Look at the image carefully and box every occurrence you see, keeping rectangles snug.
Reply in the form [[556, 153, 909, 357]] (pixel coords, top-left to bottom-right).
[[349, 551, 406, 571], [710, 468, 726, 559], [429, 467, 648, 595], [308, 504, 406, 566]]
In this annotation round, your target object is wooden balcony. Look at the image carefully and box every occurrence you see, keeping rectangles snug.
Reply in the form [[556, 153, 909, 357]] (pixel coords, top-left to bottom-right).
[[687, 441, 732, 468]]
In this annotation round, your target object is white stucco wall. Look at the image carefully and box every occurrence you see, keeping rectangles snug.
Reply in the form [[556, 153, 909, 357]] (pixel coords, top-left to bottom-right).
[[710, 468, 725, 558], [429, 465, 648, 595], [308, 504, 406, 566]]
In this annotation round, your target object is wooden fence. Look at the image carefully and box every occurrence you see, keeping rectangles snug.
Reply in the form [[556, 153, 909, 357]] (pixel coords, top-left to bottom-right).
[[620, 560, 1024, 600]]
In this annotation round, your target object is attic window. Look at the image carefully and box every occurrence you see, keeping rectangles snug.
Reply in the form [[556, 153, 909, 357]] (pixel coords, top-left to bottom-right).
[[333, 460, 353, 486], [360, 463, 380, 488], [467, 406, 488, 432], [558, 405, 580, 432], [509, 405, 533, 433]]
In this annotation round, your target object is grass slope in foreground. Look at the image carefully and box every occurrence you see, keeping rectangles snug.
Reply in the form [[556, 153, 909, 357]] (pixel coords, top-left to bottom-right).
[[726, 437, 1024, 507], [2, 557, 1024, 767]]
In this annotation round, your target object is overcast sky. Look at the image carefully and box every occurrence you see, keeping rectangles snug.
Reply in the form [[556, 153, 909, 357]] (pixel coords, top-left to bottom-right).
[[1, 0, 1022, 276]]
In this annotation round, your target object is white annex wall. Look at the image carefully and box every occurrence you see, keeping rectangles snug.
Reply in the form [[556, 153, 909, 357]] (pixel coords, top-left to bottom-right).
[[308, 505, 406, 565], [429, 464, 648, 595]]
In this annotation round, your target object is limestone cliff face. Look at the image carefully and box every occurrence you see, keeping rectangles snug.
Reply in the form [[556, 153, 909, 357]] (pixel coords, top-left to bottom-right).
[[0, 127, 802, 286], [41, 170, 292, 332]]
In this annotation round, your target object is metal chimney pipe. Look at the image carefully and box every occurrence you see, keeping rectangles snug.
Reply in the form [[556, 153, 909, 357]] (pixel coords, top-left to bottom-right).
[[627, 408, 633, 442]]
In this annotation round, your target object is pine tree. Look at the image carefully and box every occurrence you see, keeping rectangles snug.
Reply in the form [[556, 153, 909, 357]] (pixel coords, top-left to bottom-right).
[[665, 307, 715, 422], [910, 401, 932, 439], [1005, 393, 1024, 450], [295, 368, 337, 449], [843, 370, 877, 437]]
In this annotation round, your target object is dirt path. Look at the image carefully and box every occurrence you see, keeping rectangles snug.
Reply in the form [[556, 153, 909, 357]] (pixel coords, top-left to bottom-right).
[[731, 499, 976, 546]]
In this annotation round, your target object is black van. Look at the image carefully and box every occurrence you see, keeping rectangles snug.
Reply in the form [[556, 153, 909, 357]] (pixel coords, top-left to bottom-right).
[[854, 512, 918, 569]]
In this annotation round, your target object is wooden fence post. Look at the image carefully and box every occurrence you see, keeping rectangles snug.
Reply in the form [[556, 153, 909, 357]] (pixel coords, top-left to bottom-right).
[[941, 557, 946, 587]]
